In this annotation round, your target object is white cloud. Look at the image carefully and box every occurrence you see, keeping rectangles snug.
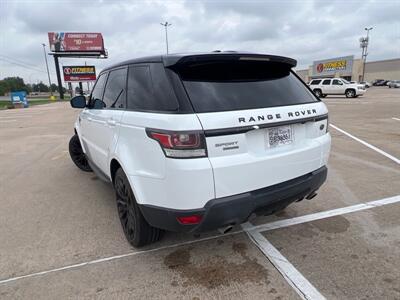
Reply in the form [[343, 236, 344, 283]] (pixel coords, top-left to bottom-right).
[[0, 0, 399, 84]]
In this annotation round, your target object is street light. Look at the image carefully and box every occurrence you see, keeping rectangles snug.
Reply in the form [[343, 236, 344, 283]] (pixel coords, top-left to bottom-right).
[[160, 22, 172, 54], [360, 27, 373, 82], [42, 43, 53, 96]]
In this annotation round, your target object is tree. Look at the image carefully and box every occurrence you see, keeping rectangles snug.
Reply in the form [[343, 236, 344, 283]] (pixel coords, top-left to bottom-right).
[[0, 77, 30, 95], [32, 82, 49, 92], [50, 83, 58, 92]]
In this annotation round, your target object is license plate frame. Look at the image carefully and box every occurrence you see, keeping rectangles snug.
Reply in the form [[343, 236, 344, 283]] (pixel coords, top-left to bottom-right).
[[267, 125, 293, 148]]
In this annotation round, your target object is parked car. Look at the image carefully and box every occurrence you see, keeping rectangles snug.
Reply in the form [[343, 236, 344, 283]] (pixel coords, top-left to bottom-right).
[[308, 78, 366, 98], [360, 81, 371, 88], [372, 79, 388, 86], [68, 52, 331, 247], [388, 80, 400, 88]]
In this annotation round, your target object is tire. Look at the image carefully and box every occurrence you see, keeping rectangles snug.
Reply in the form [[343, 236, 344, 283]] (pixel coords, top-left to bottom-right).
[[69, 134, 92, 172], [345, 89, 356, 98], [114, 168, 163, 247], [313, 89, 322, 97]]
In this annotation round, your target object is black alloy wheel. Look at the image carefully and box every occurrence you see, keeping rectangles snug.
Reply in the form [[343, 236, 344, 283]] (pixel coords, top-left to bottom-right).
[[69, 134, 92, 172], [114, 168, 163, 247], [313, 89, 322, 97]]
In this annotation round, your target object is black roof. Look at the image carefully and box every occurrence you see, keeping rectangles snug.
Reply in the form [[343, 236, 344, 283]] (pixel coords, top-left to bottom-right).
[[101, 51, 297, 73]]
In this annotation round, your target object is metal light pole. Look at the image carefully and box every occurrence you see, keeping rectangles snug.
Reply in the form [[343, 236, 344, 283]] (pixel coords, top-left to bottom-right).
[[360, 27, 373, 82], [160, 22, 172, 54], [42, 43, 53, 95]]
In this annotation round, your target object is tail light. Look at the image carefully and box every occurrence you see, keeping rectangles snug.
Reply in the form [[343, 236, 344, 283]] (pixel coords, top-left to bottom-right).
[[146, 129, 207, 158], [176, 215, 203, 225]]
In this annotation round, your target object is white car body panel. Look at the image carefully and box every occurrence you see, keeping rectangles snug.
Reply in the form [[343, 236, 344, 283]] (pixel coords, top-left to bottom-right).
[[197, 102, 330, 198]]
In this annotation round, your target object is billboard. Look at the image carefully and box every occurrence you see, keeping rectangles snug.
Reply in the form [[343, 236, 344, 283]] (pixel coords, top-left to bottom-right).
[[63, 66, 96, 82], [312, 56, 354, 77], [48, 32, 104, 52]]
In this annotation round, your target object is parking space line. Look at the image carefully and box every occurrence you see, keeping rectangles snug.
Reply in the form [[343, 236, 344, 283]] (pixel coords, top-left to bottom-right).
[[0, 230, 241, 285], [1, 195, 399, 287], [250, 194, 400, 233], [244, 228, 325, 300], [330, 124, 400, 164], [392, 117, 400, 121]]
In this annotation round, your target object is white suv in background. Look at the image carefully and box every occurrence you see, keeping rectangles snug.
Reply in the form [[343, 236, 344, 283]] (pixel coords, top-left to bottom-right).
[[309, 78, 366, 98], [69, 52, 331, 247]]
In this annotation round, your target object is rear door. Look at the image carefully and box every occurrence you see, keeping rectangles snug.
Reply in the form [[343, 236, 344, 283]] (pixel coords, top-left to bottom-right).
[[175, 57, 329, 198], [85, 68, 127, 174], [331, 79, 344, 94], [321, 79, 332, 94]]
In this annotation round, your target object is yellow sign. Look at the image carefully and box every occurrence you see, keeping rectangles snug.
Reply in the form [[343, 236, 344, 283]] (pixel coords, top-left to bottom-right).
[[317, 60, 347, 73]]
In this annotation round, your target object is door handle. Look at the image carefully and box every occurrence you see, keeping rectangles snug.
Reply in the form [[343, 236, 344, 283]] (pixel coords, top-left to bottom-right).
[[107, 119, 117, 127]]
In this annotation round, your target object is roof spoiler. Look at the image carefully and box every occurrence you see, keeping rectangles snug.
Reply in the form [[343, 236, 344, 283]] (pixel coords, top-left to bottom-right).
[[163, 53, 297, 69]]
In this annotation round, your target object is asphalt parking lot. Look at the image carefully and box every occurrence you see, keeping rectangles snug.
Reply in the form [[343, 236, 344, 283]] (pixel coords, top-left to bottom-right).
[[1, 87, 399, 299]]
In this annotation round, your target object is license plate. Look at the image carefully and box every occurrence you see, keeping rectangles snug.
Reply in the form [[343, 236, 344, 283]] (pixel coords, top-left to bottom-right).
[[268, 125, 293, 147]]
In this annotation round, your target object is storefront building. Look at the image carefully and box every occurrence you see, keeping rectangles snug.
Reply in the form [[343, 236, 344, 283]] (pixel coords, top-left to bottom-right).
[[296, 56, 400, 83]]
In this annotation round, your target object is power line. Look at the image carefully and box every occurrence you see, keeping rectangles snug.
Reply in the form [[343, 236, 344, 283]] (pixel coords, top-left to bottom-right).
[[0, 54, 41, 68], [0, 58, 47, 74]]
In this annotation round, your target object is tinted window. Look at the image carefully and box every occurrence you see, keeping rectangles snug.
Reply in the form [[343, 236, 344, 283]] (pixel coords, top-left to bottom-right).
[[310, 80, 321, 85], [322, 79, 331, 85], [127, 63, 178, 112], [90, 73, 108, 107], [103, 68, 127, 109], [179, 61, 317, 113], [332, 79, 342, 85]]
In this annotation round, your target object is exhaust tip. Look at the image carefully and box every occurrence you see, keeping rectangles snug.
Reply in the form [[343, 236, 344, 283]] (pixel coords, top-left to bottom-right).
[[218, 225, 234, 235], [306, 191, 318, 200]]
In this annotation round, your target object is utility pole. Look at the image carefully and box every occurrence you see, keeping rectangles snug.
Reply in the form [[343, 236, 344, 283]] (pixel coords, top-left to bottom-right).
[[160, 22, 172, 54], [360, 27, 373, 82], [42, 43, 53, 96]]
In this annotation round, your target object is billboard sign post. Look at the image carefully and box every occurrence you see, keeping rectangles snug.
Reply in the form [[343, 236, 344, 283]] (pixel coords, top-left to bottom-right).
[[48, 32, 107, 100], [48, 32, 105, 53]]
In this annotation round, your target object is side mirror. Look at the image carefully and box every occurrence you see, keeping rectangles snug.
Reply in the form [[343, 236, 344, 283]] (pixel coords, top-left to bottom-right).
[[70, 95, 86, 108]]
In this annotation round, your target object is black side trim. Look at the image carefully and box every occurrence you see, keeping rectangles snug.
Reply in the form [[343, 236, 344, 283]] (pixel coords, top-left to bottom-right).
[[86, 157, 111, 183], [204, 114, 328, 137]]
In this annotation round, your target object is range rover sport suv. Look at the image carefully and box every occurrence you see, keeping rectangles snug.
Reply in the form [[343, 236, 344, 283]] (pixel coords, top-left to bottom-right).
[[69, 52, 331, 247]]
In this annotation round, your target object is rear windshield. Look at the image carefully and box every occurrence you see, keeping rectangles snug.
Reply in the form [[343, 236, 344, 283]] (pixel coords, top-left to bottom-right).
[[177, 61, 318, 113]]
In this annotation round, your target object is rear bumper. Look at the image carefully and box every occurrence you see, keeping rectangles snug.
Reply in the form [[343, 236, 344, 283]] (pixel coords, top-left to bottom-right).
[[356, 89, 366, 95], [139, 166, 327, 233]]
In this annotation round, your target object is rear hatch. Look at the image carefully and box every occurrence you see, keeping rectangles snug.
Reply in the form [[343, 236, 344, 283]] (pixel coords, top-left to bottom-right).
[[168, 53, 329, 198]]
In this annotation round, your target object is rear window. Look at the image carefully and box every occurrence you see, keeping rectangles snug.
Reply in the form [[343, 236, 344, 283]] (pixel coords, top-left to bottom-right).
[[310, 80, 321, 85], [178, 61, 318, 113], [322, 79, 331, 85], [127, 63, 179, 112]]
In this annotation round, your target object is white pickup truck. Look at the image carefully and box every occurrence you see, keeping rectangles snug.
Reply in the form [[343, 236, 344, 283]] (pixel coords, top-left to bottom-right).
[[308, 78, 366, 98]]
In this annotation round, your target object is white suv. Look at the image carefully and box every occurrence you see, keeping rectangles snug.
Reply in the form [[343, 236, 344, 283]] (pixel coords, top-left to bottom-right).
[[309, 78, 366, 98], [69, 52, 331, 247]]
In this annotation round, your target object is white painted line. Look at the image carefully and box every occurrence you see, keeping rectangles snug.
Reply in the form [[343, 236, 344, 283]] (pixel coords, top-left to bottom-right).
[[330, 124, 400, 164], [251, 195, 400, 233], [245, 229, 325, 300], [0, 119, 17, 122], [0, 230, 242, 285], [1, 194, 399, 286], [392, 117, 400, 121]]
